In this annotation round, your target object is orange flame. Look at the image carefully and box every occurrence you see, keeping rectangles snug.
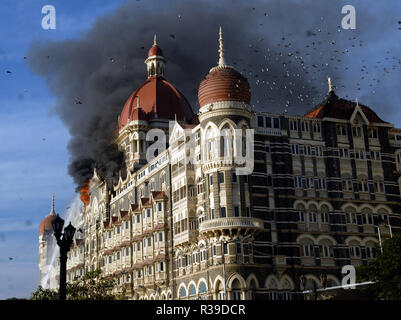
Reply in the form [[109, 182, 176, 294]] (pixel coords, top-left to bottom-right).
[[80, 180, 90, 205]]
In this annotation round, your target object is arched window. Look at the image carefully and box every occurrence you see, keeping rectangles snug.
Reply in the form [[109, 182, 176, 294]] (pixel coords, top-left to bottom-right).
[[231, 279, 242, 300], [320, 205, 330, 223], [299, 238, 314, 257], [365, 240, 377, 259], [296, 204, 306, 222], [199, 282, 207, 295], [220, 125, 234, 159], [179, 286, 187, 299], [318, 239, 334, 257], [188, 284, 196, 297], [308, 205, 318, 223], [249, 279, 257, 300], [345, 207, 357, 224], [349, 240, 361, 258]]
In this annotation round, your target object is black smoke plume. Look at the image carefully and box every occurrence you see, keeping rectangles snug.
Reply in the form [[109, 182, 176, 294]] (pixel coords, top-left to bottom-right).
[[27, 0, 401, 188]]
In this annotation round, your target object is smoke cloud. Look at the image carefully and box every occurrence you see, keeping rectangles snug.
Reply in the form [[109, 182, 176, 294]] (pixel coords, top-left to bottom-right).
[[27, 0, 401, 188]]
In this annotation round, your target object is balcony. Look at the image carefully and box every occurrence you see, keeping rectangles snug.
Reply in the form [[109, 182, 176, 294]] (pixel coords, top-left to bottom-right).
[[199, 217, 264, 236], [174, 229, 197, 245], [256, 127, 282, 136]]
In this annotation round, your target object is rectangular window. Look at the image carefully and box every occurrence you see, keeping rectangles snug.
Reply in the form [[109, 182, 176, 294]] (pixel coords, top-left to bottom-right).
[[273, 118, 280, 129], [159, 232, 163, 242], [220, 207, 227, 218], [294, 176, 303, 188], [148, 237, 152, 247], [368, 128, 378, 139], [234, 206, 240, 217], [290, 120, 298, 131], [316, 146, 323, 157], [218, 172, 225, 183], [232, 172, 238, 183], [160, 262, 164, 271], [236, 242, 242, 254], [147, 209, 151, 218], [211, 209, 215, 219], [340, 148, 350, 158], [352, 126, 362, 137], [306, 177, 314, 189], [209, 175, 213, 186], [355, 149, 366, 160], [136, 214, 140, 223], [313, 122, 321, 134], [265, 117, 272, 128], [291, 144, 300, 155], [301, 121, 309, 132], [258, 116, 264, 127], [223, 243, 228, 255], [158, 202, 162, 211], [337, 125, 347, 136], [213, 244, 217, 256], [370, 150, 381, 161], [304, 145, 312, 156]]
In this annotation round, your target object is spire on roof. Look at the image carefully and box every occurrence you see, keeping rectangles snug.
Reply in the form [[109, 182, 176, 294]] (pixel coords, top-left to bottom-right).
[[328, 77, 333, 92], [356, 97, 359, 107], [153, 34, 157, 46], [218, 26, 226, 67], [49, 194, 55, 216]]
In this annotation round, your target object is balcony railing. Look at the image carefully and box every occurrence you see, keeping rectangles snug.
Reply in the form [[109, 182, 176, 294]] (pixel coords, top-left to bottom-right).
[[199, 217, 264, 233]]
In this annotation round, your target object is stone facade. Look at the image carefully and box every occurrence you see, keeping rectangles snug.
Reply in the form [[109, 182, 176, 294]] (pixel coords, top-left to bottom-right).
[[40, 31, 401, 300]]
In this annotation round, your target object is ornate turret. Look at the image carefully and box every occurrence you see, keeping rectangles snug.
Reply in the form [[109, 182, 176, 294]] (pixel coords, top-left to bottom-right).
[[144, 34, 166, 78]]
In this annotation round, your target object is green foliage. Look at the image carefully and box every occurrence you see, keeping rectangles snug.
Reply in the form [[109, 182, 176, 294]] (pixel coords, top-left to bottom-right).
[[357, 234, 401, 300], [30, 286, 59, 300], [30, 269, 126, 300]]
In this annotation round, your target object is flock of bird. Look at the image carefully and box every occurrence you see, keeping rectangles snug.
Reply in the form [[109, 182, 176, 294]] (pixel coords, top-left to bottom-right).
[[2, 8, 400, 257]]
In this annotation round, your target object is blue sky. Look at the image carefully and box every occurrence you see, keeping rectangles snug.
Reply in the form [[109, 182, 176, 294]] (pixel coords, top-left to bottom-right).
[[0, 0, 126, 299], [0, 0, 401, 299]]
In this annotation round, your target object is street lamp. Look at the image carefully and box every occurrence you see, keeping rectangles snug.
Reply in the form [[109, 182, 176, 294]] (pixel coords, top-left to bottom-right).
[[51, 214, 76, 301]]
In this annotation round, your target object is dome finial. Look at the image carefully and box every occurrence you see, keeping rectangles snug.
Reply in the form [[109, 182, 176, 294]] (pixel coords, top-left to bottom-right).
[[328, 77, 333, 92], [218, 26, 226, 67], [50, 193, 55, 215], [154, 34, 157, 46]]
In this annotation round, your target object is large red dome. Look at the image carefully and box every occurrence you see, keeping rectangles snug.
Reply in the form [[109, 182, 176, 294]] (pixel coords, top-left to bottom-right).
[[39, 214, 55, 235], [119, 76, 194, 129], [198, 66, 251, 107]]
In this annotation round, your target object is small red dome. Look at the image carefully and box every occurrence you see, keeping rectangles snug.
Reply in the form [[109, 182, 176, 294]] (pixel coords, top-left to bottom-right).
[[39, 214, 55, 235], [119, 76, 194, 129], [198, 66, 251, 107], [148, 45, 163, 57]]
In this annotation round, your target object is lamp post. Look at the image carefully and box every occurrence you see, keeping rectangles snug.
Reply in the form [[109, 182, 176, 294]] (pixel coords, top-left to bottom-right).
[[51, 214, 76, 301]]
